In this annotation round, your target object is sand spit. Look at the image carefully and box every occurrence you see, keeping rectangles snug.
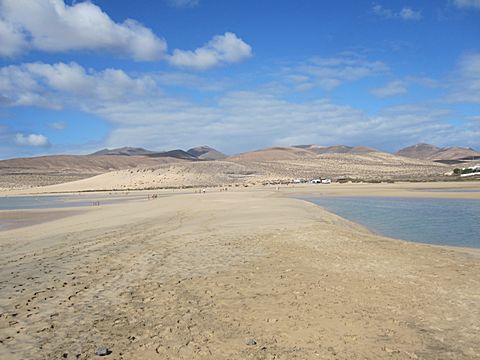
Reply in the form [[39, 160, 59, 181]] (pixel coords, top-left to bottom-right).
[[0, 188, 479, 359]]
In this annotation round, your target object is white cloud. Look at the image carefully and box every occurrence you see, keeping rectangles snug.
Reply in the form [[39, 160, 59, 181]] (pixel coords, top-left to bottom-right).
[[0, 1, 253, 69], [167, 0, 199, 8], [15, 133, 50, 147], [1, 55, 478, 154], [453, 0, 480, 9], [49, 121, 65, 130], [0, 0, 167, 60], [371, 80, 408, 97], [87, 89, 472, 153], [284, 54, 388, 90], [399, 7, 423, 20], [449, 52, 480, 103], [373, 3, 423, 20], [168, 32, 252, 70], [0, 62, 157, 108], [0, 19, 27, 57], [372, 4, 394, 18], [155, 72, 227, 91]]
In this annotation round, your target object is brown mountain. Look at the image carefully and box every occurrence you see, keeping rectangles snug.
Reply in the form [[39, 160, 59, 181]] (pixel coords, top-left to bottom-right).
[[187, 146, 227, 160], [0, 155, 180, 174], [396, 143, 480, 162], [146, 149, 198, 160], [92, 146, 226, 161], [90, 147, 156, 156], [396, 144, 442, 160]]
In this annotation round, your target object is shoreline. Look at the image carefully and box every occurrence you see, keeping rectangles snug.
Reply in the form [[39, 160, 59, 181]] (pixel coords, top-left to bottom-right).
[[1, 185, 479, 358], [294, 196, 480, 254]]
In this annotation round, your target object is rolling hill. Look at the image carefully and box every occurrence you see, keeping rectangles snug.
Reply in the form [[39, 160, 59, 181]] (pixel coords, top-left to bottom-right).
[[397, 143, 480, 163], [187, 146, 227, 160], [227, 146, 317, 161], [295, 145, 379, 155]]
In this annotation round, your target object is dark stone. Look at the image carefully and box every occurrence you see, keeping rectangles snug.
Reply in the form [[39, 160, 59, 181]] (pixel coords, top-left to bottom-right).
[[95, 347, 111, 356]]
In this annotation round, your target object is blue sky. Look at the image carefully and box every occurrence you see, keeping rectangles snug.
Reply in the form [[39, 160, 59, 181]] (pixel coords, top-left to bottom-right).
[[0, 0, 479, 159]]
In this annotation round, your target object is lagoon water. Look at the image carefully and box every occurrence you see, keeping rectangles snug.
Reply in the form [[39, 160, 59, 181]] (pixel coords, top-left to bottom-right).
[[0, 195, 95, 210], [0, 194, 149, 211], [304, 196, 480, 248]]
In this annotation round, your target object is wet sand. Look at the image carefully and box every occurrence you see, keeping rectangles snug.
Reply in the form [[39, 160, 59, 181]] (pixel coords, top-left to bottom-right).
[[0, 183, 479, 359], [0, 209, 84, 231]]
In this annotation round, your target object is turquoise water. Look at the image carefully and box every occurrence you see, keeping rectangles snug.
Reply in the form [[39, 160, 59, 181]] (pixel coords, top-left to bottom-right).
[[303, 196, 480, 248]]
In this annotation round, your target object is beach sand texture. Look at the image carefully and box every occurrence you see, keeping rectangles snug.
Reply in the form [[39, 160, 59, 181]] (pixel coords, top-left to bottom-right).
[[0, 187, 479, 359]]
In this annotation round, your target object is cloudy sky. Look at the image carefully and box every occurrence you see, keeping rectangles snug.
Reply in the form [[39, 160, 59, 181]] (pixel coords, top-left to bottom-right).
[[0, 0, 479, 159]]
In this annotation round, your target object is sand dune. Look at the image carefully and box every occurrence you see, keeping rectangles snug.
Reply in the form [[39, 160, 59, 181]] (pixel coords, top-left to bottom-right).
[[0, 155, 184, 190]]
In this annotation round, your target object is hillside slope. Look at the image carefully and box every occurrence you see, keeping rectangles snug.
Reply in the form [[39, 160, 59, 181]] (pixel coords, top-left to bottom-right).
[[397, 143, 480, 162]]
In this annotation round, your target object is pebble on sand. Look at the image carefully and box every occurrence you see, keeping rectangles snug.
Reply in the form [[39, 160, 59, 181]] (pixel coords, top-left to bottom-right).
[[95, 347, 111, 356], [246, 339, 257, 346]]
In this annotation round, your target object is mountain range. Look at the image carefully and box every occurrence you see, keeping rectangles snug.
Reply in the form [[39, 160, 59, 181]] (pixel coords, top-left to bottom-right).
[[91, 146, 226, 161], [1, 143, 478, 190]]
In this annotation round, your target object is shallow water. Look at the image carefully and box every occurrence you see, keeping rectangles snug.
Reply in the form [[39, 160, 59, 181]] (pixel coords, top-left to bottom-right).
[[303, 196, 480, 248], [0, 193, 154, 211], [0, 195, 95, 210]]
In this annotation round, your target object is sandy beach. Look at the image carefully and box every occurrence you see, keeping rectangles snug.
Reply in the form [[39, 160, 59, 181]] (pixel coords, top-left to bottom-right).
[[1, 183, 479, 359]]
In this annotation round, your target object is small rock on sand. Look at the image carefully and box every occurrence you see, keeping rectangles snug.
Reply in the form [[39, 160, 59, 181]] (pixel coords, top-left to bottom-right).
[[246, 338, 257, 346], [95, 347, 111, 356]]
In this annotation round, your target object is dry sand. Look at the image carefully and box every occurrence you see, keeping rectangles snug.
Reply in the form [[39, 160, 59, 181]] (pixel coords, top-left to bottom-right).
[[0, 183, 479, 359]]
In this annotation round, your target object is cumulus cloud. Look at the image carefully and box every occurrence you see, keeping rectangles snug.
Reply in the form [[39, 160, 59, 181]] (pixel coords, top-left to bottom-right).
[[371, 80, 408, 97], [0, 1, 253, 69], [0, 19, 27, 57], [15, 133, 50, 147], [453, 0, 480, 9], [0, 0, 167, 60], [0, 62, 157, 108], [166, 0, 199, 8], [168, 32, 252, 70], [373, 3, 423, 20]]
